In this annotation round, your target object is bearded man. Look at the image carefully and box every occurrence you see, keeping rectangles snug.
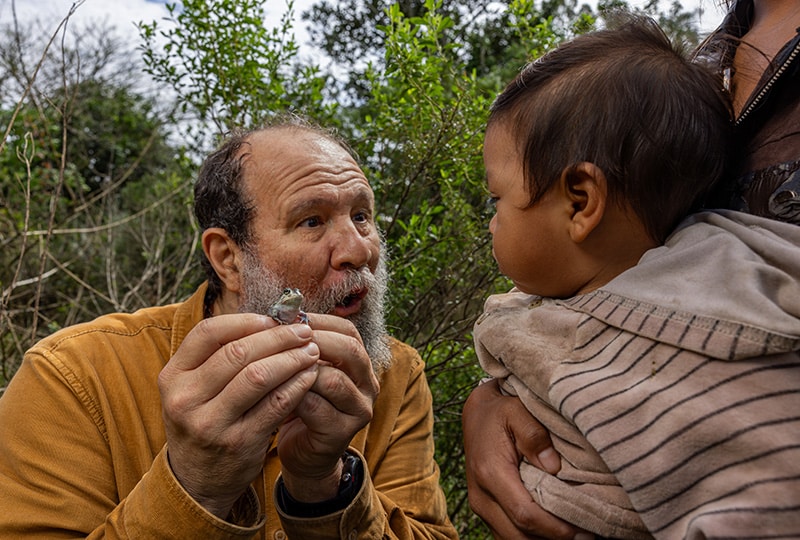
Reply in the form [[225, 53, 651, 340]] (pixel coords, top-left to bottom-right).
[[0, 117, 457, 540]]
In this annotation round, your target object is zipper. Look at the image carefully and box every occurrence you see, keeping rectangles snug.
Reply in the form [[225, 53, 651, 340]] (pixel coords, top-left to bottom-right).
[[736, 40, 800, 126]]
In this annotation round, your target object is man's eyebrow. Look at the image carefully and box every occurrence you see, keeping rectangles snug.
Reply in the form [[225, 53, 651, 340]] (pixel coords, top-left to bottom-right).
[[351, 190, 374, 207], [286, 197, 329, 217], [287, 191, 374, 216]]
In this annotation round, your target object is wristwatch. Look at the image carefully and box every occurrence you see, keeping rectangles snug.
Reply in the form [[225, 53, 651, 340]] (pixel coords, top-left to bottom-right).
[[276, 451, 364, 518]]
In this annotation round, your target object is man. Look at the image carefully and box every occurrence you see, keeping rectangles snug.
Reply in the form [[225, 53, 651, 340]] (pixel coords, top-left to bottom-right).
[[0, 117, 457, 539]]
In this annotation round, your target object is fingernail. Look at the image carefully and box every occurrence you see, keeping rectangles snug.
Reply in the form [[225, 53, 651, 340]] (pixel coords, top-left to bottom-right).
[[538, 448, 560, 474], [302, 342, 319, 357], [292, 324, 312, 338]]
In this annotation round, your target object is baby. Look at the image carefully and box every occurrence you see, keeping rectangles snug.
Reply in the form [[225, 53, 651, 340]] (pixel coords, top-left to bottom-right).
[[474, 14, 800, 540]]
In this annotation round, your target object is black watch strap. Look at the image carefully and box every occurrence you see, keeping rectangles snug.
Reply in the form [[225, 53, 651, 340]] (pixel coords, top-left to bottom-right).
[[276, 451, 364, 518]]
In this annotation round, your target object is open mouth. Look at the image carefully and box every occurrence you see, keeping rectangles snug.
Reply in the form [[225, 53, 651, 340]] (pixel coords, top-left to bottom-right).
[[333, 288, 367, 316], [338, 288, 366, 308]]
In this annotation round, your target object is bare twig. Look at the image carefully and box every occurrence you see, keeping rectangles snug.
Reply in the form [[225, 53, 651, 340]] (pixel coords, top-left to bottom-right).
[[0, 0, 85, 155], [21, 183, 188, 237]]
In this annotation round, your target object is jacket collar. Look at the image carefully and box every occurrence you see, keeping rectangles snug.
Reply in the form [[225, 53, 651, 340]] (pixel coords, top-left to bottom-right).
[[169, 281, 209, 357]]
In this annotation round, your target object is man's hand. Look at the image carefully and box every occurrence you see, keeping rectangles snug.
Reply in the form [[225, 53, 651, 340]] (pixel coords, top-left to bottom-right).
[[277, 313, 380, 502], [158, 313, 321, 519], [463, 379, 588, 539]]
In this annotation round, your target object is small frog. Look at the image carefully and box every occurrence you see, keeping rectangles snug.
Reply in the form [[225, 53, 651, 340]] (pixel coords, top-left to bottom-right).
[[267, 288, 309, 325]]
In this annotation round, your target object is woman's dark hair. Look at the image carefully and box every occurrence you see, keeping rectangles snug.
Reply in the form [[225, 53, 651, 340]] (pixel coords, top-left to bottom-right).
[[193, 114, 356, 306], [489, 14, 734, 243]]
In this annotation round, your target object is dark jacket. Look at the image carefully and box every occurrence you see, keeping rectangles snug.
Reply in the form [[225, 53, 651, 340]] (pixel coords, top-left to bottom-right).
[[695, 0, 800, 222]]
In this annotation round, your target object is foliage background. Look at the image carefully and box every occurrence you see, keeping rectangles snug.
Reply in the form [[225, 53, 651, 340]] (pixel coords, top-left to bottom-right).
[[0, 0, 704, 536]]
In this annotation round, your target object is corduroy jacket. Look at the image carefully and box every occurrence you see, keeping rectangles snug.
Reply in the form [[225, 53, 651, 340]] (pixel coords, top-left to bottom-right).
[[0, 282, 457, 540]]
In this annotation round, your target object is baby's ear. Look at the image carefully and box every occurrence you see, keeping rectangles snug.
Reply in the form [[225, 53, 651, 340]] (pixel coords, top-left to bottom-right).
[[562, 162, 607, 243], [202, 227, 244, 294]]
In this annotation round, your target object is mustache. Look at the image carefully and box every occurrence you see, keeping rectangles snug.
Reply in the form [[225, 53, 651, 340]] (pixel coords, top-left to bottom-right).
[[238, 248, 392, 372]]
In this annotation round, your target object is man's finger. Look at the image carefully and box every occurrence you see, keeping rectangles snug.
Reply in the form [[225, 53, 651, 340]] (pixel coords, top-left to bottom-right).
[[168, 313, 278, 371], [192, 324, 314, 398], [214, 341, 321, 422]]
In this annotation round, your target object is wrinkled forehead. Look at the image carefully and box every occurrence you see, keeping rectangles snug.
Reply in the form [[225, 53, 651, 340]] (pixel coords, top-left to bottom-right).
[[238, 127, 373, 205], [245, 127, 353, 173], [240, 127, 348, 166]]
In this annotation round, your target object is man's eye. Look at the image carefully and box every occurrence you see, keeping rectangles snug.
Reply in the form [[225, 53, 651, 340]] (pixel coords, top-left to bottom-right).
[[300, 217, 322, 228], [353, 211, 369, 223]]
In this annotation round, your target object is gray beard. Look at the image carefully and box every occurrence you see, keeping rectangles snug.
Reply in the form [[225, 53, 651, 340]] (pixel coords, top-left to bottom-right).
[[239, 249, 392, 373]]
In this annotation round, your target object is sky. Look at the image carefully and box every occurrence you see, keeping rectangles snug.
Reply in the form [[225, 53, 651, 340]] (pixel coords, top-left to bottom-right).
[[0, 0, 314, 51], [3, 0, 729, 57]]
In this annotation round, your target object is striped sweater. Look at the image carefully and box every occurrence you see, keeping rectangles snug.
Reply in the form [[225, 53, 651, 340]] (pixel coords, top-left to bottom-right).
[[474, 210, 800, 539]]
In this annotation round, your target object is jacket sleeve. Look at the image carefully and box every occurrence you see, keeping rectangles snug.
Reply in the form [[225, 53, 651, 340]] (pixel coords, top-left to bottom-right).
[[276, 349, 458, 539], [0, 350, 263, 539]]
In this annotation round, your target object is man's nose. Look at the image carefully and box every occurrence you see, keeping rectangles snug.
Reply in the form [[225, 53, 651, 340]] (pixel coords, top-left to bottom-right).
[[330, 220, 375, 270]]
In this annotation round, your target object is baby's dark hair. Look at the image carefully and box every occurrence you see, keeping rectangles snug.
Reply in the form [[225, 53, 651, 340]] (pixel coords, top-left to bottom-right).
[[488, 14, 733, 243]]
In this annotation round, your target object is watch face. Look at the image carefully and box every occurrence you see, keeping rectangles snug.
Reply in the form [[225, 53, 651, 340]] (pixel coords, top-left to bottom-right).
[[276, 453, 363, 517]]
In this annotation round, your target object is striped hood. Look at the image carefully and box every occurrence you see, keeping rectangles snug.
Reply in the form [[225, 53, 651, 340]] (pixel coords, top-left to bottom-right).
[[474, 210, 800, 539], [579, 209, 800, 360]]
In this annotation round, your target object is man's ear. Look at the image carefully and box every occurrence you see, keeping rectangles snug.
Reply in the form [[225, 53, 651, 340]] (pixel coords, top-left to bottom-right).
[[562, 162, 608, 243], [202, 227, 244, 294]]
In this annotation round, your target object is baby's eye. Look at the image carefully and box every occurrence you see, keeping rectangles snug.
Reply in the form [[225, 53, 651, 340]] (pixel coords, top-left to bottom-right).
[[485, 196, 499, 211]]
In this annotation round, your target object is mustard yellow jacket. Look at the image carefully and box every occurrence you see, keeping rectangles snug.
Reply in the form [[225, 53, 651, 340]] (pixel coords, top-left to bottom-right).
[[0, 283, 456, 540]]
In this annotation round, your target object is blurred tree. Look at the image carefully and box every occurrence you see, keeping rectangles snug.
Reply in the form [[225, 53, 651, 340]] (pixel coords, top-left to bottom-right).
[[0, 18, 197, 387], [599, 0, 703, 46], [302, 0, 702, 105], [138, 0, 335, 147]]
